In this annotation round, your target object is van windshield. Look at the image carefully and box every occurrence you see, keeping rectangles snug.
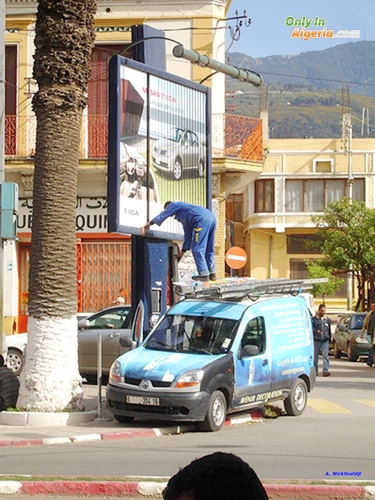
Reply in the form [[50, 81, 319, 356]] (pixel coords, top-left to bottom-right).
[[144, 314, 238, 355]]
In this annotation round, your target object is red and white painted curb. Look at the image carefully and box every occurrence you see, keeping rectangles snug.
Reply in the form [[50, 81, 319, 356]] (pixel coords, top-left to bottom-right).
[[0, 480, 374, 498], [0, 409, 263, 448]]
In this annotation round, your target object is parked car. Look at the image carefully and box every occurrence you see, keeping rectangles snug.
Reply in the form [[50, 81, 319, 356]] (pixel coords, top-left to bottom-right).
[[332, 312, 371, 361], [77, 304, 133, 384], [152, 127, 205, 180], [5, 305, 134, 381], [5, 332, 28, 376]]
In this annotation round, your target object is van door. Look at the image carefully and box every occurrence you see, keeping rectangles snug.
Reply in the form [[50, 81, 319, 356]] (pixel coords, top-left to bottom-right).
[[233, 316, 271, 407]]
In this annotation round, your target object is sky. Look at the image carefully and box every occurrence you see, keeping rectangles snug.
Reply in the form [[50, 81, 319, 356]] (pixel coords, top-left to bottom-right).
[[226, 0, 375, 58]]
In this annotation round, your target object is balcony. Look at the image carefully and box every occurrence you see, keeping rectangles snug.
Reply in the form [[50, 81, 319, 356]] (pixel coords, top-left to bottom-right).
[[225, 114, 263, 161], [5, 113, 263, 162]]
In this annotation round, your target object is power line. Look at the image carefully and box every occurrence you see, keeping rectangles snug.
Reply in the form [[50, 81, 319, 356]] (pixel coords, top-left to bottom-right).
[[252, 70, 375, 88]]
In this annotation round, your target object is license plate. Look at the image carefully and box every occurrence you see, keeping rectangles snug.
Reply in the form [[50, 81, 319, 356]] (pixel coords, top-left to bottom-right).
[[126, 395, 160, 406]]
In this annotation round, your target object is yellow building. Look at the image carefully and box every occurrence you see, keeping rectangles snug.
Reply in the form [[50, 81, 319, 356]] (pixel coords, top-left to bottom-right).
[[241, 137, 375, 310], [3, 0, 263, 333]]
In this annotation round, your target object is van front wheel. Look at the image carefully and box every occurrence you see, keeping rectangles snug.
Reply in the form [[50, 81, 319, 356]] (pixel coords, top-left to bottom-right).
[[199, 390, 227, 432], [284, 379, 307, 416]]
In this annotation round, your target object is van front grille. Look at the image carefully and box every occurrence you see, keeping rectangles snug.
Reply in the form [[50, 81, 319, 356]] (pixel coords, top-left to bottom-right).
[[124, 376, 172, 388]]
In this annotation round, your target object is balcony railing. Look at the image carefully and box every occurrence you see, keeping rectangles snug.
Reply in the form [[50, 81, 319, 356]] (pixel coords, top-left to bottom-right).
[[5, 113, 263, 162], [224, 114, 263, 161]]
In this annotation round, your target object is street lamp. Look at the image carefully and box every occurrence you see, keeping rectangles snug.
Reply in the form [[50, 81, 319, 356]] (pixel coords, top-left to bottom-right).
[[172, 45, 262, 87]]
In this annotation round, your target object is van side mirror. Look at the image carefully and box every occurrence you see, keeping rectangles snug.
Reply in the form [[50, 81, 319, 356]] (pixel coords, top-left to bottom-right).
[[239, 344, 259, 359]]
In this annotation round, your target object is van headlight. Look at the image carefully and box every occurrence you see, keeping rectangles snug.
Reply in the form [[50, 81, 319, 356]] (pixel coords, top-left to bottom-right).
[[109, 360, 121, 382], [174, 370, 204, 389]]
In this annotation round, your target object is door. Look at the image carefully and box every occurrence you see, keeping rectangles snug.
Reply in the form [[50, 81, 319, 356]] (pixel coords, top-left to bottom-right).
[[78, 306, 132, 374], [233, 316, 271, 407]]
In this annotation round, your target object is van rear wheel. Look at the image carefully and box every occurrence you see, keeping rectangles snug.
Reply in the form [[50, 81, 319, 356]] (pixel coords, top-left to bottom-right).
[[284, 379, 307, 416], [199, 390, 227, 432]]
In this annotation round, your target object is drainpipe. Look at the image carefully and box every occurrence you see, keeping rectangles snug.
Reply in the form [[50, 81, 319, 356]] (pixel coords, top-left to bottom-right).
[[269, 235, 273, 279]]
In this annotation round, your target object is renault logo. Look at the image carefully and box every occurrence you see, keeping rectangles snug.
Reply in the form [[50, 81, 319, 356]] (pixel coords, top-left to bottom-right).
[[141, 380, 149, 389]]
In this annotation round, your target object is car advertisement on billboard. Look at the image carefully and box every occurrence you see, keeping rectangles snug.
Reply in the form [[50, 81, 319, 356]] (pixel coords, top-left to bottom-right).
[[108, 56, 211, 240]]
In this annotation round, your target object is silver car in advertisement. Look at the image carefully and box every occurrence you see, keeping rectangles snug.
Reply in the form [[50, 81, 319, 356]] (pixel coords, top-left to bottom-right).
[[152, 127, 205, 180]]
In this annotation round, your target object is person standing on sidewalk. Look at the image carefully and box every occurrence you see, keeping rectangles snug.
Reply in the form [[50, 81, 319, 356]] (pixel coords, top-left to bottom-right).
[[141, 201, 217, 282], [360, 301, 375, 367], [312, 304, 332, 377]]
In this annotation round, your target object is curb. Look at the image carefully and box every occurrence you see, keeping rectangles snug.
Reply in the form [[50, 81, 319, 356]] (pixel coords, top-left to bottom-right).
[[0, 409, 263, 448], [0, 410, 97, 427], [0, 480, 374, 498]]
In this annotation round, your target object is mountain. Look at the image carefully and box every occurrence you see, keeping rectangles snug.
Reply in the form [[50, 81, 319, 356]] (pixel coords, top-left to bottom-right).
[[226, 41, 375, 138], [228, 41, 375, 96]]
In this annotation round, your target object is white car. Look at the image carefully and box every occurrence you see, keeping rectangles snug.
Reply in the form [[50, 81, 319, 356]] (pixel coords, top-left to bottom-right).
[[4, 307, 132, 380], [5, 333, 28, 376], [4, 313, 90, 376]]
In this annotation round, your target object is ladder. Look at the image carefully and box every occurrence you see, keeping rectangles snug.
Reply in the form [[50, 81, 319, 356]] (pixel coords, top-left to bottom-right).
[[174, 277, 328, 301]]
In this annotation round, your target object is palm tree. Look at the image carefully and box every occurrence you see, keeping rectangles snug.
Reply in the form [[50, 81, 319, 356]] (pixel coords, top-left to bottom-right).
[[17, 0, 97, 411]]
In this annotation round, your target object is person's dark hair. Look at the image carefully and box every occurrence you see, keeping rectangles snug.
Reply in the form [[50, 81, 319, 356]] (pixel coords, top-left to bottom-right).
[[0, 354, 4, 367], [164, 201, 172, 209], [162, 452, 269, 500]]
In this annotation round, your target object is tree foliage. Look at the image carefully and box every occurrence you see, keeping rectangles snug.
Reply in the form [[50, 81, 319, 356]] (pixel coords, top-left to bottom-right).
[[311, 198, 375, 310], [305, 260, 344, 299]]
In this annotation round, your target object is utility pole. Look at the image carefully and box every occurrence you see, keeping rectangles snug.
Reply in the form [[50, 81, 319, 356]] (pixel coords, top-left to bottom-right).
[[342, 87, 353, 310], [0, 0, 5, 353]]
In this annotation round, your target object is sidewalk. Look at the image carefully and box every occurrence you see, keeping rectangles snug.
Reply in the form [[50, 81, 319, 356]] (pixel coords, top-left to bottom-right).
[[1, 478, 374, 498], [0, 383, 263, 447]]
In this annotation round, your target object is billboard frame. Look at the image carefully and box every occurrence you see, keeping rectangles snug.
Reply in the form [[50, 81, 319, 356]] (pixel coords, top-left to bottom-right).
[[107, 55, 212, 241]]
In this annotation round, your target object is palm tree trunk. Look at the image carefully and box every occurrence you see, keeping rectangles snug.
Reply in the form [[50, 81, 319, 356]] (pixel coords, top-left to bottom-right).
[[17, 0, 96, 411]]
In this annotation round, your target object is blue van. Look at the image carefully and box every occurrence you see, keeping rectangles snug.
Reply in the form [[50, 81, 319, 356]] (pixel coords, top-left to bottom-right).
[[106, 291, 315, 431]]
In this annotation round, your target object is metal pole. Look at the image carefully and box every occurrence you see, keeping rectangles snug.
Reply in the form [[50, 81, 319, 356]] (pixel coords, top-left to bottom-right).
[[97, 333, 102, 418], [347, 123, 353, 310], [0, 0, 6, 355]]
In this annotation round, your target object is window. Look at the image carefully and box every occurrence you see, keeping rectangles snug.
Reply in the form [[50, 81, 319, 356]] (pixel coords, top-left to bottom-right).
[[88, 44, 128, 158], [5, 45, 17, 116], [286, 179, 364, 212], [240, 317, 266, 356], [290, 259, 309, 280], [287, 234, 322, 254], [255, 179, 274, 212], [291, 259, 346, 298], [5, 45, 18, 156], [227, 194, 243, 222], [313, 159, 333, 173]]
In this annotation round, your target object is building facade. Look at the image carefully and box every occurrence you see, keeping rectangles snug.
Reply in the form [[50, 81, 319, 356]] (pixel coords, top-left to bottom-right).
[[3, 0, 263, 334], [242, 137, 375, 310]]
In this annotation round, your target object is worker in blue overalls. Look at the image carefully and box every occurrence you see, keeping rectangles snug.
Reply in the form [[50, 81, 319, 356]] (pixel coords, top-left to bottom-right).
[[141, 201, 217, 282]]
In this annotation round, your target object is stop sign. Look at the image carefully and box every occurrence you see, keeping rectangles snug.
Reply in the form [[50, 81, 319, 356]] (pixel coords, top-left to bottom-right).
[[225, 246, 248, 269]]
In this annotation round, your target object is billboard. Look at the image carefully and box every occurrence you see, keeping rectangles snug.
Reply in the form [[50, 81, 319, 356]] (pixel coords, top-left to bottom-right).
[[107, 56, 211, 241]]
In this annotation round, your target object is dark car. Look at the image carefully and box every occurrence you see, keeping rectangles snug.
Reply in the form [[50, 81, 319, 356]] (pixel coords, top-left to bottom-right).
[[332, 312, 372, 361]]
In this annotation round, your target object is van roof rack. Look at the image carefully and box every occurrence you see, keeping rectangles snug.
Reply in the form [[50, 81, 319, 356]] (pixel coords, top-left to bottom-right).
[[174, 277, 327, 301]]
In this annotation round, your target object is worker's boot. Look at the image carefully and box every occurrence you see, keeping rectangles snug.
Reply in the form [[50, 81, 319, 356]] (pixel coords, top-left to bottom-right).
[[192, 275, 209, 282]]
